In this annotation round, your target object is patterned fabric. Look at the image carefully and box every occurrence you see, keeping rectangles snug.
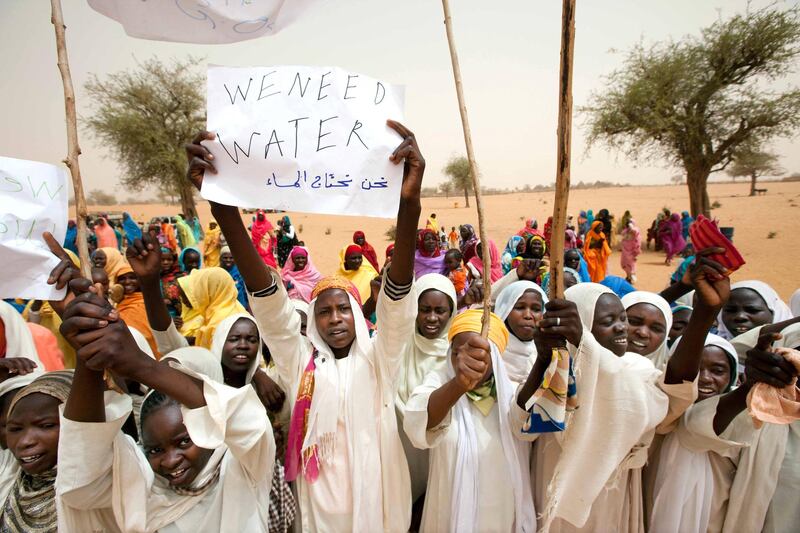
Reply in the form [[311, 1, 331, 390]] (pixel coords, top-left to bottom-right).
[[0, 470, 57, 533], [465, 375, 497, 416], [522, 348, 578, 433], [284, 352, 319, 483], [310, 276, 361, 305], [268, 463, 297, 533]]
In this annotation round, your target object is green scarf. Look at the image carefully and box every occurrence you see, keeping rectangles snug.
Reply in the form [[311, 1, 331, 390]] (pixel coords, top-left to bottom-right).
[[466, 375, 497, 416]]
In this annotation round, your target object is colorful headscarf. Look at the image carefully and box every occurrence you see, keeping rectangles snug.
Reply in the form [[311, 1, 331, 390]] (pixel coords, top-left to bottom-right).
[[177, 267, 248, 348], [179, 246, 203, 273], [281, 246, 323, 303], [448, 309, 509, 353], [122, 212, 143, 243], [95, 247, 127, 284], [336, 247, 378, 304], [353, 231, 379, 271]]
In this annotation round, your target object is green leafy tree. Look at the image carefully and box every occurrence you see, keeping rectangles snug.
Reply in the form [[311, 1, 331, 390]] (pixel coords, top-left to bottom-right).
[[84, 57, 205, 218], [584, 6, 800, 216], [727, 146, 783, 196], [443, 155, 474, 208], [86, 189, 117, 205]]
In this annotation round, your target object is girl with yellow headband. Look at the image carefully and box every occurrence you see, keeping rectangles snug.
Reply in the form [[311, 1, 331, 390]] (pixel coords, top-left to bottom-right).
[[404, 309, 536, 532]]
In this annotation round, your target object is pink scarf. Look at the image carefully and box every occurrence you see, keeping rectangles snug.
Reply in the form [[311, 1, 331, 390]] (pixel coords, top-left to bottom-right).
[[281, 247, 323, 303], [285, 352, 320, 482], [468, 240, 503, 283]]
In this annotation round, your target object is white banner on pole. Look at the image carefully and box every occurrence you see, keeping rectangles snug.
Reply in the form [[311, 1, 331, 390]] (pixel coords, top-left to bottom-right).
[[87, 0, 320, 44], [201, 65, 405, 218], [0, 157, 68, 300]]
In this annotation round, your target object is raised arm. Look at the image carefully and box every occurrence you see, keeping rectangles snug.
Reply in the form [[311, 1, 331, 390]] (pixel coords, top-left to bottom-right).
[[60, 290, 206, 409], [185, 131, 272, 293], [664, 249, 729, 385], [126, 233, 172, 332], [383, 120, 423, 287]]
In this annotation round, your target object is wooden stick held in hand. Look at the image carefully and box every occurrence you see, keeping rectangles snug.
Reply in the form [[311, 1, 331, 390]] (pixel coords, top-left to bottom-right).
[[548, 0, 577, 300], [442, 0, 493, 336], [51, 0, 92, 278]]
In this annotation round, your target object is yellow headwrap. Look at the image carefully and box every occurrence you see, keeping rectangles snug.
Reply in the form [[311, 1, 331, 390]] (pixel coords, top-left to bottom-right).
[[448, 309, 509, 353]]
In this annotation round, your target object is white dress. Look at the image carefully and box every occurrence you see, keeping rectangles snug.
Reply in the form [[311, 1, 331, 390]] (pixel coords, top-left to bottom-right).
[[404, 367, 517, 533], [56, 375, 275, 533], [250, 275, 415, 533]]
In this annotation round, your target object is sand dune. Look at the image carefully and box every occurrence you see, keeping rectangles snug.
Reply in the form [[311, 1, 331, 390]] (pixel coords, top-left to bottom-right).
[[83, 181, 800, 300]]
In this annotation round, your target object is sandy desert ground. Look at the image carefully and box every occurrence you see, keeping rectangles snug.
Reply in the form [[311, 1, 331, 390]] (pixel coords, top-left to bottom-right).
[[84, 181, 800, 300]]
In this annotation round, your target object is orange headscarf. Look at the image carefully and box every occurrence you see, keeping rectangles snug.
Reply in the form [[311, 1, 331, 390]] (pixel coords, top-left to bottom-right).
[[115, 265, 159, 357]]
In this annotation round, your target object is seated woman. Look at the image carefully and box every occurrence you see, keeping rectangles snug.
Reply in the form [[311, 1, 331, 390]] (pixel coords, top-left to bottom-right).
[[1, 369, 119, 531], [57, 295, 275, 532], [403, 310, 535, 532], [337, 244, 379, 304], [395, 273, 457, 503], [281, 246, 323, 304], [414, 228, 447, 278], [184, 120, 423, 531], [353, 231, 380, 271]]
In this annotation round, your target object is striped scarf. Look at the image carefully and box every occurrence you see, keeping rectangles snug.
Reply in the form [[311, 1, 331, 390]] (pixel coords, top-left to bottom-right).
[[0, 469, 57, 533], [523, 347, 578, 433]]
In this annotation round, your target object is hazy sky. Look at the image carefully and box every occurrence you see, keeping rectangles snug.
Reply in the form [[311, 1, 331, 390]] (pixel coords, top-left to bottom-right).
[[1, 0, 798, 198]]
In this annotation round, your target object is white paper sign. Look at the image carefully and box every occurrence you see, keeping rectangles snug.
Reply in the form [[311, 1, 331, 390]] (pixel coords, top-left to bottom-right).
[[88, 0, 320, 44], [0, 157, 68, 300], [201, 65, 405, 218]]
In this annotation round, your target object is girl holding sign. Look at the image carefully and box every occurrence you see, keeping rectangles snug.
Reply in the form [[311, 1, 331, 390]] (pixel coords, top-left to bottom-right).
[[183, 120, 424, 532]]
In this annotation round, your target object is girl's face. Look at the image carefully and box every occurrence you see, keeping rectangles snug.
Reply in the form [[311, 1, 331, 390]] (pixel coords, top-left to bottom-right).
[[221, 318, 260, 374], [354, 235, 365, 246], [118, 272, 140, 295], [143, 404, 213, 488], [416, 290, 453, 339], [564, 250, 580, 271], [528, 239, 544, 258], [626, 303, 668, 356], [314, 289, 356, 357], [669, 308, 692, 342], [344, 252, 362, 271], [697, 346, 732, 401], [5, 393, 61, 475], [506, 290, 544, 342], [161, 253, 175, 273], [423, 233, 437, 253], [182, 251, 201, 273], [721, 288, 774, 337], [592, 294, 628, 356], [564, 272, 578, 289], [292, 254, 308, 271], [220, 252, 235, 270], [444, 253, 461, 272], [92, 250, 107, 269]]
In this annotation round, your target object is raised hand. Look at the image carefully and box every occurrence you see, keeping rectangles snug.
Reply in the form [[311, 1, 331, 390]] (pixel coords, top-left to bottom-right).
[[387, 120, 425, 203], [684, 247, 730, 310], [517, 259, 543, 282], [453, 335, 492, 392], [185, 130, 218, 192], [744, 330, 798, 388], [43, 231, 85, 316], [536, 299, 583, 348], [0, 358, 38, 381], [126, 233, 163, 282]]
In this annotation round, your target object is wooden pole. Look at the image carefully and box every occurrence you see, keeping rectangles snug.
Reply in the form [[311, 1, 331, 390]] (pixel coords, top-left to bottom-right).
[[441, 0, 493, 335], [51, 0, 92, 278], [548, 0, 576, 300]]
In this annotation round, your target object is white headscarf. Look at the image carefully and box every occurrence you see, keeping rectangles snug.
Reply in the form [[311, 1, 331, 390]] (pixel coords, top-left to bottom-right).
[[651, 333, 739, 533], [536, 283, 666, 529], [302, 289, 371, 466], [0, 300, 43, 369], [621, 291, 673, 370], [209, 313, 263, 384], [717, 280, 793, 339], [494, 281, 548, 384], [447, 339, 536, 533], [790, 288, 800, 317], [397, 274, 457, 404]]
